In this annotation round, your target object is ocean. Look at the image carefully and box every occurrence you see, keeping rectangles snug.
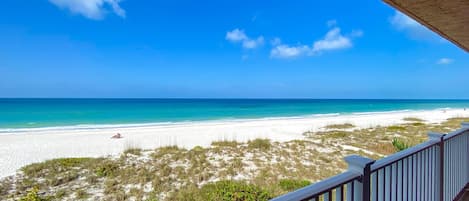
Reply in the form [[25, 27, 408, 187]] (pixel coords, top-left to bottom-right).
[[1, 99, 469, 129]]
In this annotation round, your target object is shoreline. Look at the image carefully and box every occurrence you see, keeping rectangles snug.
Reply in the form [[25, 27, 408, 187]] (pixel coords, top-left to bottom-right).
[[1, 108, 469, 178], [0, 107, 455, 133]]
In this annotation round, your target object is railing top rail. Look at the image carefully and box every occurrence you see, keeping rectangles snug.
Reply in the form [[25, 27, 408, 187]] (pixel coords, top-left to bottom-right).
[[270, 171, 360, 201], [371, 137, 439, 171], [443, 126, 469, 140]]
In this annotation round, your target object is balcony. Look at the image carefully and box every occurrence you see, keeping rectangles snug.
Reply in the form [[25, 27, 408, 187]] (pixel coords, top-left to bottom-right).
[[272, 123, 469, 201]]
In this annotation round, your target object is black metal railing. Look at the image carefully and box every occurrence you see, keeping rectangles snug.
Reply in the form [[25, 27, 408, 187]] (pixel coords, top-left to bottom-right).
[[272, 123, 469, 201]]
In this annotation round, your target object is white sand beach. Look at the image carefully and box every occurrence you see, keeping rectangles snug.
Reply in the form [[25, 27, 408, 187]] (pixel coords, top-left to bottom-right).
[[1, 108, 468, 178]]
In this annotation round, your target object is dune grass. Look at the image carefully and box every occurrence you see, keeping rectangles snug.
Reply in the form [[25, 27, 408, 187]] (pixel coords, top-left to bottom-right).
[[2, 117, 469, 200], [324, 123, 355, 130], [403, 117, 424, 122]]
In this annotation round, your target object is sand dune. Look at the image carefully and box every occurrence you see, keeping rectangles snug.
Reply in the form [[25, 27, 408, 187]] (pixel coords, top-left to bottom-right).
[[1, 108, 468, 178]]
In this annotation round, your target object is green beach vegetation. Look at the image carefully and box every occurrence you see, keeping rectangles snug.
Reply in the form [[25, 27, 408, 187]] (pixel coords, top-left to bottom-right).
[[402, 117, 425, 122], [2, 117, 469, 201], [324, 123, 355, 130]]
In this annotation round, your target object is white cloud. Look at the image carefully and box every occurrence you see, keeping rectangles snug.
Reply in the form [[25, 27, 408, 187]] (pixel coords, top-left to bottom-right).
[[437, 58, 453, 65], [312, 28, 352, 52], [390, 12, 420, 30], [49, 0, 126, 19], [270, 45, 311, 58], [271, 24, 362, 59], [390, 11, 439, 41], [226, 29, 264, 49], [242, 36, 264, 49], [226, 29, 248, 42]]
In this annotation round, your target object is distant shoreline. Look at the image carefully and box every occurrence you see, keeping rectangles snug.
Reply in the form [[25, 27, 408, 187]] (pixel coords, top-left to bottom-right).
[[0, 107, 462, 132], [2, 99, 469, 129]]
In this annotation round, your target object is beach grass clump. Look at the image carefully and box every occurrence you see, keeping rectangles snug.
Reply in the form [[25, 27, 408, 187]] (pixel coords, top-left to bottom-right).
[[123, 148, 142, 156], [367, 143, 396, 156], [247, 138, 271, 150], [439, 117, 469, 131], [21, 157, 96, 178], [324, 123, 355, 130], [53, 189, 67, 200], [392, 138, 410, 151], [386, 125, 406, 132], [403, 117, 424, 122], [47, 171, 79, 187], [75, 189, 89, 200], [321, 130, 349, 139], [95, 160, 120, 177], [211, 140, 240, 148], [0, 179, 10, 196], [19, 187, 49, 201], [170, 180, 272, 201], [408, 122, 426, 126], [278, 179, 311, 192], [152, 145, 187, 160]]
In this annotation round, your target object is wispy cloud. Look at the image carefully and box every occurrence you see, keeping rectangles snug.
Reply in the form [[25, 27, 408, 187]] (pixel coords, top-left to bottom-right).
[[270, 44, 311, 59], [49, 0, 126, 20], [242, 36, 264, 49], [437, 58, 453, 65], [390, 11, 439, 41], [226, 29, 247, 42], [226, 29, 264, 49], [312, 28, 352, 52], [270, 23, 362, 59]]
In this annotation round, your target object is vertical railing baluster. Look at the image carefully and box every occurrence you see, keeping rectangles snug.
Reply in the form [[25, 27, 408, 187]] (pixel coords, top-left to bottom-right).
[[454, 137, 457, 198], [412, 154, 415, 201], [324, 190, 331, 201], [448, 138, 451, 199], [424, 149, 428, 201], [385, 166, 390, 201], [378, 169, 384, 201], [435, 133, 445, 201], [399, 158, 407, 201], [393, 162, 397, 201], [346, 182, 353, 201], [456, 136, 459, 193], [371, 172, 377, 201], [336, 186, 343, 201], [432, 146, 435, 201], [415, 152, 423, 200], [463, 130, 469, 183], [445, 140, 449, 201], [406, 157, 410, 201]]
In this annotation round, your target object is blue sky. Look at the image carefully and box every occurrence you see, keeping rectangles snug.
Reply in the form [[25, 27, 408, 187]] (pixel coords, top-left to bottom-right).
[[0, 0, 468, 98]]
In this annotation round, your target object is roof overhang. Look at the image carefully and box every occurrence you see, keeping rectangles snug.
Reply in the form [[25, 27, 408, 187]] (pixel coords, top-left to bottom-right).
[[383, 0, 469, 52]]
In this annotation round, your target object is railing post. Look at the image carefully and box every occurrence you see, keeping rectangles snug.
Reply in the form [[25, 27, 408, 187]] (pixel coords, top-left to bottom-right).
[[429, 132, 445, 201], [462, 123, 469, 186], [345, 155, 375, 201]]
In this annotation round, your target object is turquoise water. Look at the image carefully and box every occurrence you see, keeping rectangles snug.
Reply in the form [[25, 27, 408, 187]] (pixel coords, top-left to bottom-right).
[[1, 99, 469, 129]]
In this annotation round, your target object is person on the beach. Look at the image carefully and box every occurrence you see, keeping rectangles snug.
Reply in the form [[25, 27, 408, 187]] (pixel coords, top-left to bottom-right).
[[111, 133, 122, 139]]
